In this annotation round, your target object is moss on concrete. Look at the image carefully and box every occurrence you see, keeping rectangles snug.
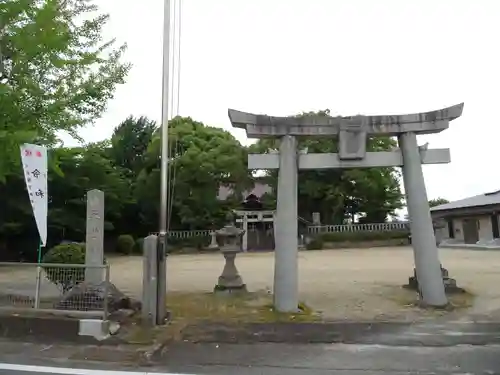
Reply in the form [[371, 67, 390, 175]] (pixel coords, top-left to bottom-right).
[[122, 291, 320, 344]]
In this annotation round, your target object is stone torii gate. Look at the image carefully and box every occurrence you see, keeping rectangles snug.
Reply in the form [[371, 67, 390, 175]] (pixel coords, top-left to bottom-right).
[[228, 103, 464, 312]]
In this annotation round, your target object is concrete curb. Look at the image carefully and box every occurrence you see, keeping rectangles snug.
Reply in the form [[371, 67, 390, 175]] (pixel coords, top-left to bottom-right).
[[0, 339, 164, 368], [0, 315, 122, 345], [180, 321, 500, 346]]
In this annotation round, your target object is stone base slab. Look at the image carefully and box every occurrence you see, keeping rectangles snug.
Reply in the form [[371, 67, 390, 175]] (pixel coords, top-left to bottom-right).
[[213, 284, 247, 294]]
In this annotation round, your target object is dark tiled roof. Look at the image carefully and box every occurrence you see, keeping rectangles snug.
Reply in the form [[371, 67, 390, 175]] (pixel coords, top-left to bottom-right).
[[217, 182, 272, 201]]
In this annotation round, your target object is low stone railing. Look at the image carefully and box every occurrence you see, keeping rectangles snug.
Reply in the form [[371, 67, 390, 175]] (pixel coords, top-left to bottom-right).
[[307, 222, 409, 234]]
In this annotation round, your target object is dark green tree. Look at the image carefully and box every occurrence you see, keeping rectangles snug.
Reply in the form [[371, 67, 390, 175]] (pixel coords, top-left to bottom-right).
[[136, 116, 251, 231], [248, 110, 403, 223], [109, 116, 157, 176], [0, 142, 131, 260], [47, 143, 131, 241], [105, 116, 157, 236]]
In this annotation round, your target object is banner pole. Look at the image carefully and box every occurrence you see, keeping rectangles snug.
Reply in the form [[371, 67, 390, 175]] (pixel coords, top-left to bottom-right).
[[19, 144, 48, 310], [34, 241, 42, 308]]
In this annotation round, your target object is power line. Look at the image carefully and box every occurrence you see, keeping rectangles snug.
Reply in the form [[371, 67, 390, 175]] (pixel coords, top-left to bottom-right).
[[169, 0, 177, 116], [165, 0, 176, 232], [176, 0, 182, 116], [166, 0, 182, 231]]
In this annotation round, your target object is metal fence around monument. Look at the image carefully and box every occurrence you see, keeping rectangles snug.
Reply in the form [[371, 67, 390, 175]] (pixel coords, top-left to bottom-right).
[[0, 262, 110, 319]]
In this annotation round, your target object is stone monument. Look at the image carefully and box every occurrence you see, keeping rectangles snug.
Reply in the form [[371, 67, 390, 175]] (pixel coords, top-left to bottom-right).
[[54, 189, 141, 316], [228, 103, 464, 311], [85, 189, 105, 284], [214, 213, 246, 293]]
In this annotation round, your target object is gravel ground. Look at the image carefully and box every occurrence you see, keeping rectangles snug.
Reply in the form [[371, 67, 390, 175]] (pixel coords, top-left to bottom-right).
[[110, 246, 500, 321], [1, 247, 499, 321]]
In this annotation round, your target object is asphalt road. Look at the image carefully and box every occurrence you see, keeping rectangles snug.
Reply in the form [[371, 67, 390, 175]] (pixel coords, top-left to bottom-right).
[[159, 343, 500, 375], [0, 322, 499, 375], [0, 343, 499, 375]]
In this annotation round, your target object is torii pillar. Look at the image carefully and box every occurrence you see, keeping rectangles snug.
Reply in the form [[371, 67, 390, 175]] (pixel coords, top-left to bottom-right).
[[274, 135, 299, 310], [229, 103, 464, 311]]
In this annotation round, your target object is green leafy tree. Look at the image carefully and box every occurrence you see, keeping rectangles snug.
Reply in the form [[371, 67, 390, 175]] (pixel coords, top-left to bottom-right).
[[0, 0, 130, 179], [428, 197, 449, 208]]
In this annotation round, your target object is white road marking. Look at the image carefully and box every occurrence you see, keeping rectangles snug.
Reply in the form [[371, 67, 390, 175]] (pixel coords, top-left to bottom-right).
[[0, 363, 192, 375], [407, 331, 500, 336]]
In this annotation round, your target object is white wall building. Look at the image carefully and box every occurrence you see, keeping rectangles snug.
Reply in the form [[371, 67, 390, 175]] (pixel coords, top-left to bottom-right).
[[430, 190, 500, 249]]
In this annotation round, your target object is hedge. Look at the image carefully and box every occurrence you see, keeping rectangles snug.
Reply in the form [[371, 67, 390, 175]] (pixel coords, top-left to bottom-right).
[[306, 230, 410, 250], [167, 235, 211, 252], [319, 230, 409, 242], [134, 237, 144, 254], [156, 230, 410, 252], [124, 235, 212, 254]]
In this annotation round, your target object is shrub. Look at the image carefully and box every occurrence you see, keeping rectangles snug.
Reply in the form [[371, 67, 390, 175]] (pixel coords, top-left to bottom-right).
[[116, 234, 135, 254], [306, 237, 324, 250], [42, 242, 86, 292], [185, 235, 211, 249], [134, 237, 144, 254], [167, 235, 211, 253], [320, 230, 409, 243]]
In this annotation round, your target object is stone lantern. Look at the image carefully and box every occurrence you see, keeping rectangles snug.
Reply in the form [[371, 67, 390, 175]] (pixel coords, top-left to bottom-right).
[[214, 212, 246, 293]]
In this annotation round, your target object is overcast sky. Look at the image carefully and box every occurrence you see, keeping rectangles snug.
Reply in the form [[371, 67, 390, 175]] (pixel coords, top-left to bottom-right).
[[77, 0, 499, 202]]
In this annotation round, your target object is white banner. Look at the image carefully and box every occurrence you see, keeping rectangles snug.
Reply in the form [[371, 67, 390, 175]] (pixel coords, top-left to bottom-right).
[[20, 144, 48, 247]]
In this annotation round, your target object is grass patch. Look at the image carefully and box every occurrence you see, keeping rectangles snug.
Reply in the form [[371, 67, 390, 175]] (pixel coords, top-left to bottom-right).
[[121, 290, 320, 344], [166, 291, 320, 323]]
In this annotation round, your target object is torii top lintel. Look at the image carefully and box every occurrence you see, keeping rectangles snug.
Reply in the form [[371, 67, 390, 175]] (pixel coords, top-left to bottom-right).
[[228, 103, 464, 138]]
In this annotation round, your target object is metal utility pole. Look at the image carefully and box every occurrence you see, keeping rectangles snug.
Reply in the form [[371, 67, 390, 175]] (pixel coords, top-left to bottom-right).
[[156, 0, 172, 325]]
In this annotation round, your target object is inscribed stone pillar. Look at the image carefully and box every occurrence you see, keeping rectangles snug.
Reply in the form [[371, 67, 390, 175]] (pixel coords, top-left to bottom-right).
[[398, 133, 447, 306], [274, 135, 299, 312], [85, 189, 105, 284]]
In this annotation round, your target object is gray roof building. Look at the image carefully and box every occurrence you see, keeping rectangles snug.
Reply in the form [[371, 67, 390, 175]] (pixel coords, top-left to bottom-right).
[[430, 190, 500, 215], [431, 190, 500, 249]]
